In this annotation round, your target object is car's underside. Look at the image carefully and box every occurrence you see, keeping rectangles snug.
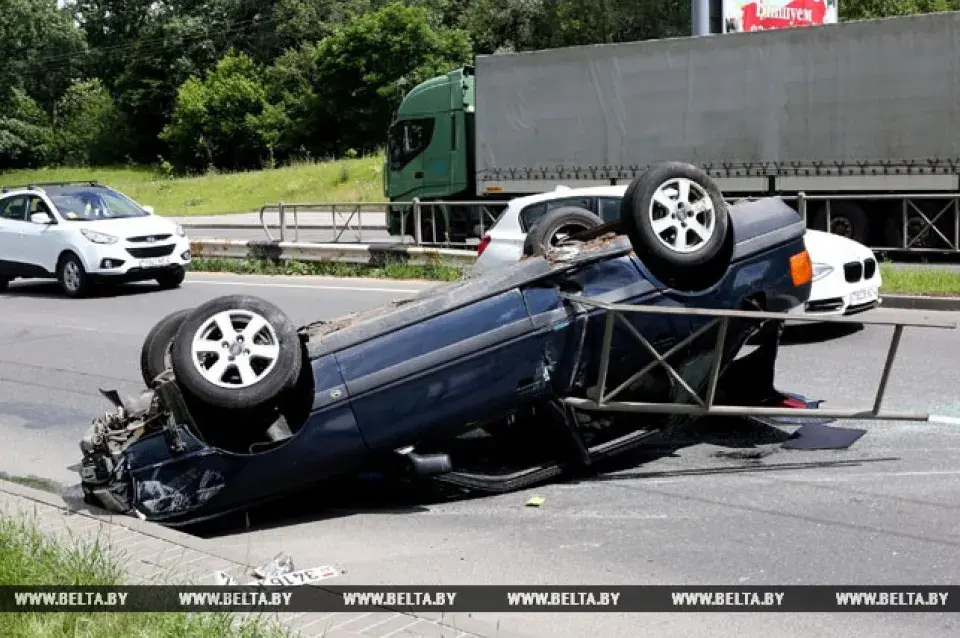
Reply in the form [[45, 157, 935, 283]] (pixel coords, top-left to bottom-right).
[[78, 297, 798, 526]]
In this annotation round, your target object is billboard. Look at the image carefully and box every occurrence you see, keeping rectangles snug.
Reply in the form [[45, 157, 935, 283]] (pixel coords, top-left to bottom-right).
[[723, 0, 838, 33]]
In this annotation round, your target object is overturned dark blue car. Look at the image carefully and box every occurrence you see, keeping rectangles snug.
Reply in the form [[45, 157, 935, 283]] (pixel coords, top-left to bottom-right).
[[80, 162, 828, 526]]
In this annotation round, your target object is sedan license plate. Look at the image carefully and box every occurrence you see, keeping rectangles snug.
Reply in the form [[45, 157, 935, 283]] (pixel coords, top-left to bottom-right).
[[850, 286, 878, 304], [140, 257, 171, 268]]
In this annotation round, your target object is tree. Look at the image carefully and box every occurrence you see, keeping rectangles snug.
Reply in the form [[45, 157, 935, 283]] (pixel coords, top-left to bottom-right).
[[311, 2, 473, 154], [53, 79, 130, 166], [0, 0, 87, 112], [0, 89, 56, 170], [161, 51, 286, 172]]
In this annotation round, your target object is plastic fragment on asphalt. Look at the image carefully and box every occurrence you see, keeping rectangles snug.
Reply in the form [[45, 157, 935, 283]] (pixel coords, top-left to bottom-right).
[[251, 552, 295, 580], [526, 496, 545, 507]]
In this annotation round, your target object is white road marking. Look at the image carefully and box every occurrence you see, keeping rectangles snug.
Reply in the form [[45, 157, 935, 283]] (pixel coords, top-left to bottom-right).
[[185, 279, 424, 293]]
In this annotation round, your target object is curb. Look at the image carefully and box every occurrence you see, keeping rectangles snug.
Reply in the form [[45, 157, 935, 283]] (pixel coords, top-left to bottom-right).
[[183, 224, 387, 231], [0, 479, 530, 638], [880, 294, 960, 311], [189, 238, 478, 267]]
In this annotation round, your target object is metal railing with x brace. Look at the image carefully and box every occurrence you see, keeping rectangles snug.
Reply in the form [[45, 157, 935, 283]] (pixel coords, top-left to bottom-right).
[[559, 294, 960, 425]]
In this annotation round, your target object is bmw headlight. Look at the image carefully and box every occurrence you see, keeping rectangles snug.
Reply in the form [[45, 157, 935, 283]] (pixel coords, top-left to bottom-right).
[[176, 223, 186, 237], [812, 262, 834, 282], [81, 229, 118, 244]]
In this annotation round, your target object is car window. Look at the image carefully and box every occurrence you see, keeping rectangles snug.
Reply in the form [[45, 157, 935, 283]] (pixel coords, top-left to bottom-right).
[[598, 197, 622, 222], [0, 195, 28, 221], [27, 196, 52, 215], [46, 188, 148, 221], [519, 196, 594, 232]]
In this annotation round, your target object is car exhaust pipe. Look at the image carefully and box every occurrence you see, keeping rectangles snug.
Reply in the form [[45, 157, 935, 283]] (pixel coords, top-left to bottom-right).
[[395, 447, 453, 477]]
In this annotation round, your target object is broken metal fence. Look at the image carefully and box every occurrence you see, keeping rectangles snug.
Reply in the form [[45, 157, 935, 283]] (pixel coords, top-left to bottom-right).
[[559, 294, 960, 425]]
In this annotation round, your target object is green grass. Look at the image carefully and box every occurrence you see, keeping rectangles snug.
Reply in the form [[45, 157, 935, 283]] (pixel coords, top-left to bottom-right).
[[0, 155, 385, 217], [0, 513, 285, 638], [880, 264, 960, 297], [192, 257, 464, 282]]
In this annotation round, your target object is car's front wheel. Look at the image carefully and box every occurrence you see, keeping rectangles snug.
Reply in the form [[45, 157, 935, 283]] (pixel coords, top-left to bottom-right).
[[57, 252, 92, 298], [156, 266, 186, 290], [170, 295, 302, 410]]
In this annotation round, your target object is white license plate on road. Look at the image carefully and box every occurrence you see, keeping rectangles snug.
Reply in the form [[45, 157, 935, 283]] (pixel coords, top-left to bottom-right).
[[140, 257, 170, 268], [850, 286, 878, 304]]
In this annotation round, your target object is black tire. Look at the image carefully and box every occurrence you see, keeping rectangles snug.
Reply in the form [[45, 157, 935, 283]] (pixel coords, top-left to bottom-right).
[[140, 308, 194, 386], [0, 277, 9, 292], [170, 295, 302, 410], [156, 266, 186, 290], [57, 252, 92, 298], [621, 161, 730, 287], [522, 207, 604, 257], [810, 202, 869, 245]]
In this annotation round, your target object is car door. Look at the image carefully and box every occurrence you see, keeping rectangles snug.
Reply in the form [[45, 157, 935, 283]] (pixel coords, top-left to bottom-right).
[[17, 195, 59, 275], [0, 195, 31, 275]]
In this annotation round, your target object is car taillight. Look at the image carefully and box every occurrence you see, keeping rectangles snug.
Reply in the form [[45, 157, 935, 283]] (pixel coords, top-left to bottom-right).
[[789, 250, 813, 286], [477, 235, 491, 256]]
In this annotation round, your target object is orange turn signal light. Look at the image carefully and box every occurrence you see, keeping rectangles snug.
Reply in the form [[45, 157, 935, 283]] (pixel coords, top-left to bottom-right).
[[789, 250, 813, 287]]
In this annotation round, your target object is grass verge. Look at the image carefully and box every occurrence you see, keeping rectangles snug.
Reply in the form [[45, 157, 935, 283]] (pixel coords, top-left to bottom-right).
[[0, 513, 284, 638], [879, 264, 960, 297], [0, 155, 384, 217], [191, 258, 464, 282]]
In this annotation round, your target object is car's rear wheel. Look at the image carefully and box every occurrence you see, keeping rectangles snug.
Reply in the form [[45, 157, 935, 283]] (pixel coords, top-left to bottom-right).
[[156, 266, 186, 290], [522, 207, 605, 257], [170, 295, 302, 410], [57, 252, 92, 298], [621, 161, 731, 290], [140, 308, 194, 386]]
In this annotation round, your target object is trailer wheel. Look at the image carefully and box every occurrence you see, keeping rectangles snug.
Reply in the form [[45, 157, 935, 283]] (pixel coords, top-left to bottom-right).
[[621, 162, 730, 289], [810, 202, 869, 245], [522, 207, 604, 257]]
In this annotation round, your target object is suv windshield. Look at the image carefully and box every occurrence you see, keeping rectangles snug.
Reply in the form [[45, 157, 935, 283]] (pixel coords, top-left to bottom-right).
[[47, 188, 148, 221]]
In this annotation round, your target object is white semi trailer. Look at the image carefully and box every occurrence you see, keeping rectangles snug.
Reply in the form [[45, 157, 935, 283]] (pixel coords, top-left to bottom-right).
[[385, 11, 960, 252]]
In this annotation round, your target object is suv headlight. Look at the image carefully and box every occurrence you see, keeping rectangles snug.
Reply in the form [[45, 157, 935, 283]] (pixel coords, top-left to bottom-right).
[[81, 229, 118, 244], [812, 262, 833, 281], [176, 223, 186, 237]]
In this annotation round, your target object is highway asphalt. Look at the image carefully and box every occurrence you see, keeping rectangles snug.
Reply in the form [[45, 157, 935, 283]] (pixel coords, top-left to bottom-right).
[[0, 274, 958, 638]]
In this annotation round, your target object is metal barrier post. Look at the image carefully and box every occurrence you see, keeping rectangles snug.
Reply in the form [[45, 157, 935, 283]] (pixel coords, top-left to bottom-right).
[[413, 198, 422, 245], [292, 205, 299, 243], [278, 201, 286, 242], [797, 192, 807, 224]]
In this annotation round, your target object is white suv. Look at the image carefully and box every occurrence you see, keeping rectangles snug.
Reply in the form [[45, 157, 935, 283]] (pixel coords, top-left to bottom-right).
[[0, 181, 192, 297]]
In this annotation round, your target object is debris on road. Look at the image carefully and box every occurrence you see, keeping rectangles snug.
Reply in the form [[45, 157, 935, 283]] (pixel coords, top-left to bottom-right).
[[525, 495, 545, 507]]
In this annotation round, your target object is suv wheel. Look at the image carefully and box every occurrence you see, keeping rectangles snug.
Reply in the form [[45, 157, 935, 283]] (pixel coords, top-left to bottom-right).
[[57, 253, 91, 298]]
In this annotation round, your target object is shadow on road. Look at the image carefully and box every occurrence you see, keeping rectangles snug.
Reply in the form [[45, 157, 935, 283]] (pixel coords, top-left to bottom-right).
[[780, 321, 865, 345], [2, 281, 171, 299], [178, 416, 898, 540]]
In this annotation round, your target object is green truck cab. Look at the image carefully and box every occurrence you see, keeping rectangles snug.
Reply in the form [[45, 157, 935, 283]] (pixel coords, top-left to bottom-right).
[[383, 67, 477, 243]]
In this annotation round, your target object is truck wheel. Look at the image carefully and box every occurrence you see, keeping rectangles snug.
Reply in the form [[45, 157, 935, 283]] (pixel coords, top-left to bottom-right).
[[522, 207, 604, 257], [810, 202, 869, 245], [140, 308, 194, 386], [621, 162, 730, 288], [170, 295, 302, 410]]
